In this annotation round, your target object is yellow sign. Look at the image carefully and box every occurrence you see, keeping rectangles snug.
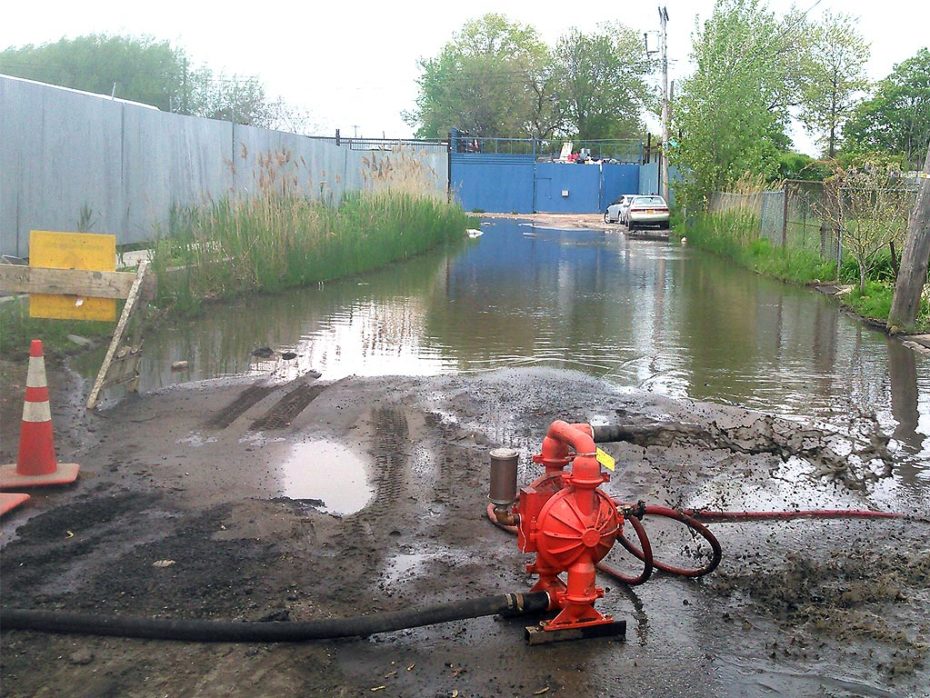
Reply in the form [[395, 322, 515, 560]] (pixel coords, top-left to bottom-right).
[[595, 448, 616, 472], [29, 231, 117, 321]]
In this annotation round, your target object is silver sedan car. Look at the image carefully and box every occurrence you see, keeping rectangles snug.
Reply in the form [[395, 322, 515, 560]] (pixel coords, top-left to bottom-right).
[[626, 195, 670, 230], [604, 194, 636, 223]]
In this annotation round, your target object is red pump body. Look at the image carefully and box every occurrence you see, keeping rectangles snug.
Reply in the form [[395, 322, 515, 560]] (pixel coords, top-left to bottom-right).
[[515, 421, 622, 631]]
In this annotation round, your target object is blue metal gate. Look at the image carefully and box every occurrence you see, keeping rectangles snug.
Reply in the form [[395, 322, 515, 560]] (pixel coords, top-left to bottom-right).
[[601, 164, 641, 209], [449, 131, 644, 214], [450, 153, 535, 213]]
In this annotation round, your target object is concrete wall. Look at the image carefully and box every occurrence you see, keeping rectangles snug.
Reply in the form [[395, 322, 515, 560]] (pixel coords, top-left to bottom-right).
[[1, 76, 447, 257]]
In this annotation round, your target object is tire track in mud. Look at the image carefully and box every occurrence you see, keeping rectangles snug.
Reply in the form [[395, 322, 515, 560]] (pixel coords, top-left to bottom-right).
[[249, 383, 326, 431], [206, 385, 275, 429], [323, 407, 411, 606], [358, 406, 409, 518]]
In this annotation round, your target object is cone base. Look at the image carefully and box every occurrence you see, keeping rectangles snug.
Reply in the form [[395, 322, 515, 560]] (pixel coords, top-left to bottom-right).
[[0, 462, 80, 489], [0, 492, 31, 515]]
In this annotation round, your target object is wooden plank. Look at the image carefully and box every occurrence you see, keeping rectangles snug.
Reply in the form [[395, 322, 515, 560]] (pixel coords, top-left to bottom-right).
[[101, 345, 143, 386], [0, 265, 137, 299], [86, 261, 149, 411]]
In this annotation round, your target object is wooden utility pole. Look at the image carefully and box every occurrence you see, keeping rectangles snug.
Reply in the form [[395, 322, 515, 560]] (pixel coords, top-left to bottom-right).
[[658, 6, 670, 203], [888, 142, 930, 331]]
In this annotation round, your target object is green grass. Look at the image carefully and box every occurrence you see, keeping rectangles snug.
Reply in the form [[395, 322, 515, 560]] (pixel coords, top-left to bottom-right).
[[151, 191, 473, 313], [842, 281, 930, 333], [843, 281, 894, 322]]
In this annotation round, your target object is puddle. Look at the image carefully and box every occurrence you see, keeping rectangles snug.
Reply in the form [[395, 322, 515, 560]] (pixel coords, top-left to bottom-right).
[[177, 432, 218, 447], [279, 440, 374, 515], [381, 549, 444, 585]]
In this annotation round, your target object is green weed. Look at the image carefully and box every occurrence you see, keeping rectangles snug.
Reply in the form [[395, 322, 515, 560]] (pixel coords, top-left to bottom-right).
[[682, 211, 836, 284], [681, 211, 929, 333], [843, 281, 894, 321]]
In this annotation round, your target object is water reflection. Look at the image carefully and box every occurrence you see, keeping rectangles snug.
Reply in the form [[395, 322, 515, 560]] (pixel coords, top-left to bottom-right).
[[78, 219, 928, 474]]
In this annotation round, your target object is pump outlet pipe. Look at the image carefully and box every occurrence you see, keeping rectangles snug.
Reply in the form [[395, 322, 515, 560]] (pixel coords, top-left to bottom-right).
[[1, 592, 551, 643]]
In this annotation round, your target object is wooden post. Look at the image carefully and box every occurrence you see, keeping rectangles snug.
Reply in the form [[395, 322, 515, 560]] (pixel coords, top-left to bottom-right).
[[889, 143, 930, 331], [782, 182, 790, 247], [86, 261, 151, 410]]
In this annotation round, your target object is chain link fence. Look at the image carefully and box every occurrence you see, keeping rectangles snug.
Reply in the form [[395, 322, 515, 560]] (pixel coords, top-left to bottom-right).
[[710, 182, 842, 268], [709, 180, 919, 276]]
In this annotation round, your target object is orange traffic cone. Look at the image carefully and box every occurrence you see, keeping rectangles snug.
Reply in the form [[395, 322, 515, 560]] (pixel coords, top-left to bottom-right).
[[0, 340, 80, 489], [0, 492, 30, 515]]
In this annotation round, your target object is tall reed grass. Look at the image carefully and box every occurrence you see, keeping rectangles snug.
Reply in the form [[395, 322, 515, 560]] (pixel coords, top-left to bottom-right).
[[151, 147, 470, 312]]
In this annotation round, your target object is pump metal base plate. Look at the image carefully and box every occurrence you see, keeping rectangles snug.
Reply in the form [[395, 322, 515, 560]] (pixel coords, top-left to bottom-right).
[[525, 619, 626, 645]]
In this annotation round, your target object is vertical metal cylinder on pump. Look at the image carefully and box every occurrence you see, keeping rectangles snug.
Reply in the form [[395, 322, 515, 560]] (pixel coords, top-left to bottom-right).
[[489, 448, 519, 505]]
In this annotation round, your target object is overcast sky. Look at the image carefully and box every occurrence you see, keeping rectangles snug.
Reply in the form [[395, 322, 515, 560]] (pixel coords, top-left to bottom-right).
[[2, 0, 928, 154]]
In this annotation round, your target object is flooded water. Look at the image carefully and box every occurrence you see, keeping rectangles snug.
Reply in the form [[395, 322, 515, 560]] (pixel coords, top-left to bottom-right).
[[77, 218, 929, 478], [280, 440, 373, 515]]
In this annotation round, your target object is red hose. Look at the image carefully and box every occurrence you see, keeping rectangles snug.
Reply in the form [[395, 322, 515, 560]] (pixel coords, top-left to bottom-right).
[[614, 504, 722, 578], [486, 500, 913, 587], [597, 514, 653, 586], [677, 508, 905, 523]]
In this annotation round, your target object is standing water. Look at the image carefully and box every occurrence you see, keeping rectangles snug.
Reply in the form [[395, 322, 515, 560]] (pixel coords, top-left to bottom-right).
[[77, 219, 929, 481]]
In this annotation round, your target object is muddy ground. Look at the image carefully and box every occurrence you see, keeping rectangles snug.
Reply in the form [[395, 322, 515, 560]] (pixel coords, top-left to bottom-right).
[[480, 212, 611, 230], [1, 363, 928, 697]]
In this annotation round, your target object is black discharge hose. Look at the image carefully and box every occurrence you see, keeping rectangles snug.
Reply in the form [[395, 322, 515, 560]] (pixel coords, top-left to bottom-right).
[[0, 592, 550, 643]]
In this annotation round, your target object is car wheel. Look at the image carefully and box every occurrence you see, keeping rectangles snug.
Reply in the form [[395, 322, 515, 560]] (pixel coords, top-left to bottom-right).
[[604, 212, 610, 223]]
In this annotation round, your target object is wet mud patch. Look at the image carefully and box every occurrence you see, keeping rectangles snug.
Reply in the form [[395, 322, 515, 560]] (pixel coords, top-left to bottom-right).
[[1, 496, 314, 617], [363, 406, 410, 513], [2, 369, 927, 696], [712, 543, 930, 677], [250, 382, 327, 430], [0, 491, 167, 604], [80, 502, 299, 618], [601, 410, 896, 492]]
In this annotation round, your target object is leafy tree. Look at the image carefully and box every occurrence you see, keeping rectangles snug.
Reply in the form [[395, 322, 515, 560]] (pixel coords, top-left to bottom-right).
[[524, 64, 568, 139], [186, 69, 270, 125], [673, 0, 802, 208], [405, 14, 548, 138], [0, 33, 313, 130], [798, 12, 869, 158], [776, 151, 831, 181], [843, 48, 930, 168], [406, 15, 652, 140], [0, 34, 184, 111], [553, 24, 652, 140]]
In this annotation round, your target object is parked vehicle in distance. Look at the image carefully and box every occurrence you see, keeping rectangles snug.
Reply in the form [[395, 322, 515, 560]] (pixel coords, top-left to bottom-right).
[[604, 194, 636, 223], [626, 195, 670, 230]]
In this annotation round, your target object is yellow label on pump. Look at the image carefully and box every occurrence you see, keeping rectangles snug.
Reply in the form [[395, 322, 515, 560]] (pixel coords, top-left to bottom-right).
[[595, 448, 616, 471]]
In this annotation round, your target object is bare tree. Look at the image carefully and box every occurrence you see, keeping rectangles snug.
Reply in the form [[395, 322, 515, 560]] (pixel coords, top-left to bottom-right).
[[822, 167, 911, 292]]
